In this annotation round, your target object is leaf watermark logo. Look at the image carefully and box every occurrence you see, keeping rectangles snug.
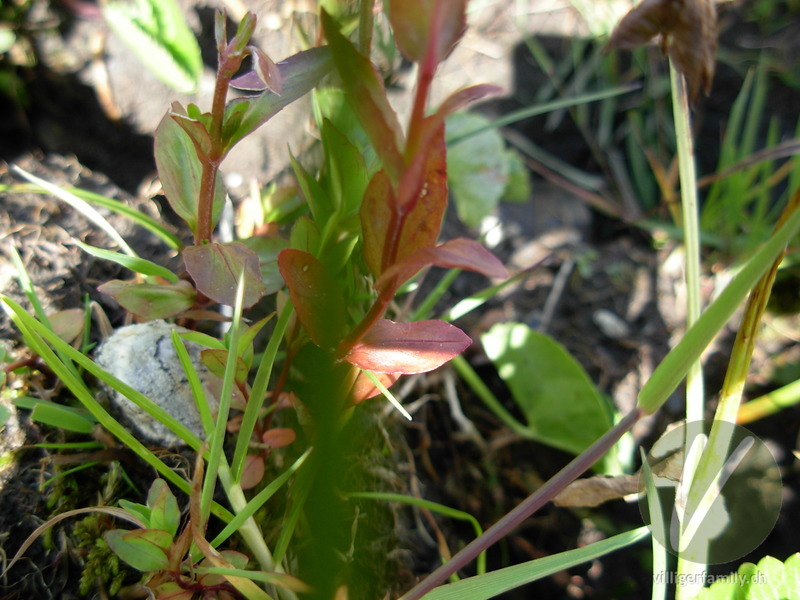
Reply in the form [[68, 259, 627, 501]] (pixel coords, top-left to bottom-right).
[[639, 421, 782, 564]]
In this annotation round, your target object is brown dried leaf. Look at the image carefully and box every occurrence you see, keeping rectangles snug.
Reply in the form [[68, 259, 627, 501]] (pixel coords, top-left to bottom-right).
[[553, 474, 639, 508], [608, 0, 717, 100]]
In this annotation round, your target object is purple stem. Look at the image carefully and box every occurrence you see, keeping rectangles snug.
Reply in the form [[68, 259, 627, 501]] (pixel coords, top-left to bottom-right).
[[399, 407, 643, 600]]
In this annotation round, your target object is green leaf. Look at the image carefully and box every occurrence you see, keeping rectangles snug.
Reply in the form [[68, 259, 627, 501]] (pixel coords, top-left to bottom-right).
[[502, 150, 532, 203], [446, 112, 510, 227], [223, 46, 333, 152], [75, 241, 178, 282], [695, 553, 800, 600], [420, 526, 649, 600], [320, 117, 369, 217], [102, 0, 201, 93], [154, 111, 226, 236], [321, 9, 405, 183], [183, 242, 267, 308], [118, 500, 151, 525], [146, 479, 180, 538], [482, 322, 615, 467], [98, 279, 196, 320], [104, 528, 172, 572]]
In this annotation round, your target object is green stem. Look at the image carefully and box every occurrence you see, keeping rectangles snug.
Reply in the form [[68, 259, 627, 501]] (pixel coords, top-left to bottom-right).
[[670, 61, 708, 598]]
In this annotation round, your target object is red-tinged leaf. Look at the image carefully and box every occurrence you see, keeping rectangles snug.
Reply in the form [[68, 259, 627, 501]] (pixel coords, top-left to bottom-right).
[[350, 371, 400, 403], [386, 0, 468, 64], [261, 427, 296, 448], [231, 46, 283, 93], [153, 583, 194, 600], [48, 308, 85, 343], [200, 349, 249, 386], [360, 169, 395, 277], [98, 279, 196, 320], [239, 454, 265, 490], [377, 237, 508, 291], [277, 249, 347, 348], [155, 108, 225, 236], [104, 528, 171, 572], [408, 84, 502, 159], [183, 242, 267, 308], [345, 319, 471, 374], [393, 126, 448, 265], [321, 9, 405, 183]]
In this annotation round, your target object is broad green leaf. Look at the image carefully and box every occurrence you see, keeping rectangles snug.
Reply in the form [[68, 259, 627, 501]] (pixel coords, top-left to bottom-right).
[[502, 149, 532, 203], [98, 279, 196, 319], [183, 242, 267, 308], [154, 112, 226, 236], [345, 319, 471, 374], [446, 112, 511, 227], [104, 528, 172, 572], [321, 10, 405, 183], [385, 0, 467, 64], [30, 402, 96, 434], [223, 46, 333, 152], [146, 479, 180, 538], [482, 322, 614, 463], [277, 249, 347, 349], [102, 0, 202, 93], [421, 526, 650, 600], [75, 240, 178, 282]]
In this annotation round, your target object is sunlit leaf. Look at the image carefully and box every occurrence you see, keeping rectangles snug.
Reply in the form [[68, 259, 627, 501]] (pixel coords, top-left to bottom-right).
[[377, 238, 508, 292], [183, 242, 267, 308], [386, 0, 468, 64], [98, 279, 196, 319], [321, 9, 405, 183], [345, 319, 471, 374], [482, 322, 615, 467], [102, 0, 202, 94], [48, 308, 85, 344], [277, 249, 347, 348]]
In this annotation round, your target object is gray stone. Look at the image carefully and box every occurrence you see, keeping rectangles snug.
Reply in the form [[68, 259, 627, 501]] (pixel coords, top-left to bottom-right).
[[94, 320, 217, 447]]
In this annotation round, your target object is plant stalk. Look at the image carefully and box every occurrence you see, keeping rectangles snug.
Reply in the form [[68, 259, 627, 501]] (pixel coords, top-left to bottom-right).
[[400, 408, 642, 600]]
